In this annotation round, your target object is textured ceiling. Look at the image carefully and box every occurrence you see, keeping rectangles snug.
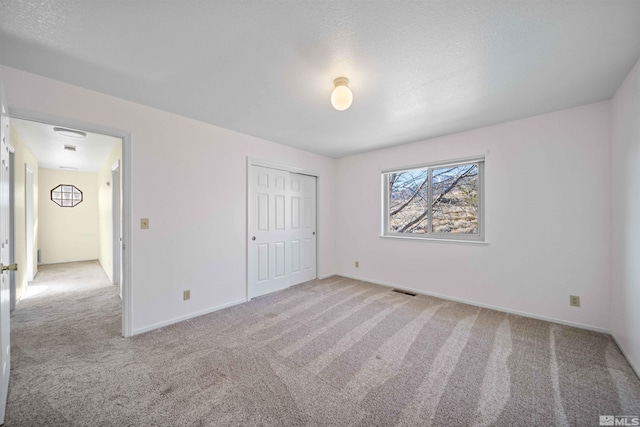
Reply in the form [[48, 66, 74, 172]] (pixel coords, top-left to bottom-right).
[[1, 1, 639, 158], [10, 118, 119, 172]]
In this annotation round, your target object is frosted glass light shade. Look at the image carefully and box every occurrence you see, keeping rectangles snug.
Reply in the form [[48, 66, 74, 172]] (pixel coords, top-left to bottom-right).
[[53, 127, 86, 138], [331, 77, 353, 111]]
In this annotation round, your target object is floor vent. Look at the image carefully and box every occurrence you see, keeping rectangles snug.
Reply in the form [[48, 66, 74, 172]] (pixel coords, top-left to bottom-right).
[[392, 289, 416, 296]]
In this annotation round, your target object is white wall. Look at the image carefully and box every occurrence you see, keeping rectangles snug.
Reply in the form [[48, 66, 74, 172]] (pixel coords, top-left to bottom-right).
[[335, 102, 612, 331], [98, 142, 122, 282], [611, 56, 640, 373], [9, 126, 38, 300], [38, 168, 99, 264], [2, 63, 627, 340], [0, 66, 336, 335]]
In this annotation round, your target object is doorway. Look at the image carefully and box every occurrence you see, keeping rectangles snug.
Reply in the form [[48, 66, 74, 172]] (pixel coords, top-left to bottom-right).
[[247, 162, 317, 299], [7, 114, 130, 336]]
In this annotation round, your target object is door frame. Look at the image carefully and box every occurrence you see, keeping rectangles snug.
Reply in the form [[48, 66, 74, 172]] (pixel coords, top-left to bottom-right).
[[246, 157, 320, 300], [9, 108, 133, 337], [24, 164, 34, 282], [111, 160, 121, 295]]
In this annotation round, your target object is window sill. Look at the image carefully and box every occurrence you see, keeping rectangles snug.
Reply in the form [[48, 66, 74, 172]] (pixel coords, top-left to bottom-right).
[[380, 234, 488, 245]]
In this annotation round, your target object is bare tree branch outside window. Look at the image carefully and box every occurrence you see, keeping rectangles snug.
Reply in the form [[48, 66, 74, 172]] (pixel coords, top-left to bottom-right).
[[387, 162, 480, 236]]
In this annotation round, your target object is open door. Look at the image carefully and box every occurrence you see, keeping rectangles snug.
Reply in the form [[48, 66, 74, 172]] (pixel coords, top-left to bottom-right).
[[0, 82, 14, 423]]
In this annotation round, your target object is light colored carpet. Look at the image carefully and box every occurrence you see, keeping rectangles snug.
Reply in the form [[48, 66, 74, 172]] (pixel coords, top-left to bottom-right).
[[5, 261, 640, 426]]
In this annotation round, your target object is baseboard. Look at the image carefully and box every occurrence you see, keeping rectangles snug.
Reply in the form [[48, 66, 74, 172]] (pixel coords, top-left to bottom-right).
[[317, 272, 338, 280], [131, 298, 247, 336], [337, 273, 610, 334], [611, 334, 640, 380], [38, 259, 98, 266]]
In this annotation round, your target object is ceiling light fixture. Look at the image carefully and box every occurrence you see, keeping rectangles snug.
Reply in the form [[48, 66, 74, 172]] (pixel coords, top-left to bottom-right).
[[331, 77, 353, 111], [54, 127, 87, 138]]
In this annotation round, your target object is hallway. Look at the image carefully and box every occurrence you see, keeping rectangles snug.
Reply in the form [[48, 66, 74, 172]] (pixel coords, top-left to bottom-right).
[[6, 261, 123, 425]]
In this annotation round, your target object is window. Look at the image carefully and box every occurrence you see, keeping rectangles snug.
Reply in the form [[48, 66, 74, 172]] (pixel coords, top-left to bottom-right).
[[382, 157, 484, 241], [51, 184, 83, 207]]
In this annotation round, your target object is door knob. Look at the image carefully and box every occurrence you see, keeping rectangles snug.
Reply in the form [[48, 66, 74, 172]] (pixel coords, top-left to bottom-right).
[[1, 263, 17, 272], [252, 236, 256, 241]]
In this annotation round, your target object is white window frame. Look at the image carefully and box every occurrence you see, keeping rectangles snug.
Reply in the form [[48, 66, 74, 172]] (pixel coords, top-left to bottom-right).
[[381, 156, 485, 243]]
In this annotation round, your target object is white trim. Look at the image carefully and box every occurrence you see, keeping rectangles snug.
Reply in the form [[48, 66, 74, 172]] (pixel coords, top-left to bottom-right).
[[382, 157, 485, 242], [248, 157, 320, 177], [8, 108, 134, 337], [7, 144, 16, 312], [381, 154, 486, 174], [130, 298, 247, 336], [379, 235, 489, 245], [337, 273, 611, 334], [121, 133, 132, 337], [611, 334, 640, 380], [246, 158, 250, 301], [111, 160, 121, 290], [24, 164, 34, 281], [317, 273, 338, 280]]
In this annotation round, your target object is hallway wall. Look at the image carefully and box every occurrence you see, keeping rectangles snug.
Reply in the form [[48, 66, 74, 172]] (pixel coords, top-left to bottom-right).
[[98, 141, 122, 282], [38, 168, 99, 264], [10, 126, 38, 301]]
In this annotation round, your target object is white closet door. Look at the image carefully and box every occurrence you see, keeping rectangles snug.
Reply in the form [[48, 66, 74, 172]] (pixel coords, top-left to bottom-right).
[[290, 172, 316, 284], [248, 165, 316, 299]]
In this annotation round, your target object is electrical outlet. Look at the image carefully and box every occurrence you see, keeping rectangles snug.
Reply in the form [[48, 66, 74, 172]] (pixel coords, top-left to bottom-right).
[[355, 261, 359, 268], [570, 295, 580, 307], [183, 290, 191, 301], [141, 218, 150, 229]]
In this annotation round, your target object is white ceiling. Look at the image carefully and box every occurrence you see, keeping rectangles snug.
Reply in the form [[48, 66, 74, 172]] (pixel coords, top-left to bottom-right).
[[1, 1, 639, 158], [10, 118, 120, 172]]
